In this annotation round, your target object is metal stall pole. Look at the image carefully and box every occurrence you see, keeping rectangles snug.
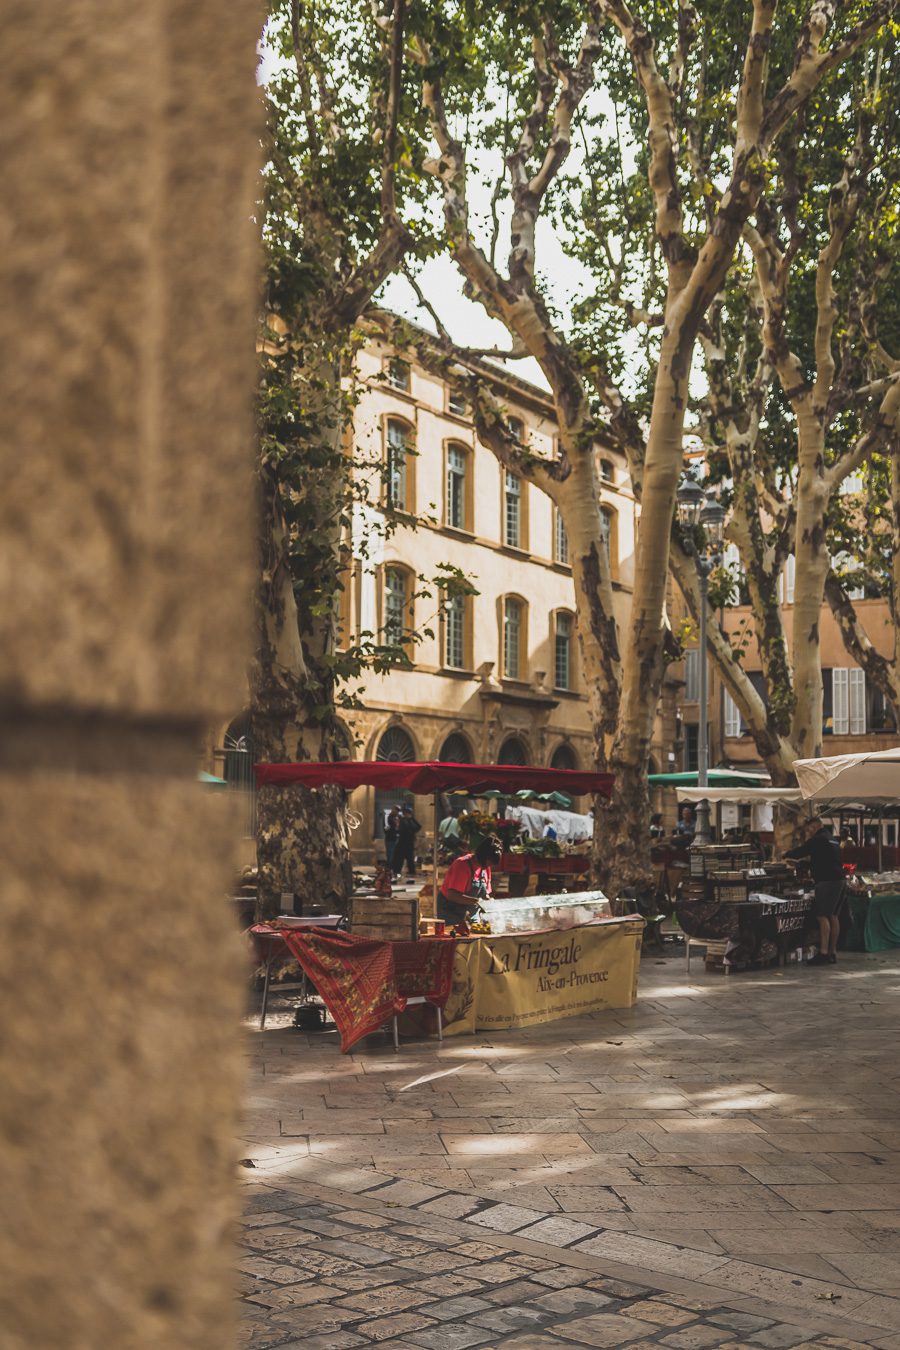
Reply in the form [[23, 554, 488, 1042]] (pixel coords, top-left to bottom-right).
[[879, 807, 884, 872], [433, 790, 440, 925]]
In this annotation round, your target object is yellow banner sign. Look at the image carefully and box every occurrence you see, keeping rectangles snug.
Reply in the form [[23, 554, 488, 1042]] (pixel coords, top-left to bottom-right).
[[443, 918, 643, 1036]]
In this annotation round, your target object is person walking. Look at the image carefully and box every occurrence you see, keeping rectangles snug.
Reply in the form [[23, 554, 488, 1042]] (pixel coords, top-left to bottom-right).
[[383, 806, 400, 871], [392, 803, 421, 878], [786, 818, 845, 966]]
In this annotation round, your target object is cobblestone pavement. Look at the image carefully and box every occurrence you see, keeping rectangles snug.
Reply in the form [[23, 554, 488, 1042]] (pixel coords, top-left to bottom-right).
[[241, 948, 900, 1347]]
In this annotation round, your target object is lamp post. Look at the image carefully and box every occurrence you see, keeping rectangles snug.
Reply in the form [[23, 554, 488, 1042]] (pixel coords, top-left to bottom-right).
[[676, 480, 726, 845]]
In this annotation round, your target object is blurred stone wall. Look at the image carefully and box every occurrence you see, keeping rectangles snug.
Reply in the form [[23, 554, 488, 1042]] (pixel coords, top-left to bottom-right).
[[0, 2, 261, 1346]]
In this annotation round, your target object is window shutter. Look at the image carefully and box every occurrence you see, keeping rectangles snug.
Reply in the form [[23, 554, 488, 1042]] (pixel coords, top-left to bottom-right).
[[832, 668, 849, 734], [785, 555, 795, 604], [849, 668, 866, 735], [723, 689, 742, 738]]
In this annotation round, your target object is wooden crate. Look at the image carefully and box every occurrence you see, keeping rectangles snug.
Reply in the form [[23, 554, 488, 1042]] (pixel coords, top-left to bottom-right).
[[350, 895, 419, 941]]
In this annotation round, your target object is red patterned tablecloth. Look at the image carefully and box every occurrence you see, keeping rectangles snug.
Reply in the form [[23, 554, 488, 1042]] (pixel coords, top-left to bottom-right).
[[251, 926, 456, 1053]]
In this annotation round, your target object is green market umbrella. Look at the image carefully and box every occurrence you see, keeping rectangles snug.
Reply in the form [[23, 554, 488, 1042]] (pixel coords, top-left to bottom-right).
[[648, 769, 769, 788]]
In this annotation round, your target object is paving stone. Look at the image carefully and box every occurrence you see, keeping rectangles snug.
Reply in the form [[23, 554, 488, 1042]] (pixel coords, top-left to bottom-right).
[[659, 1329, 738, 1348], [333, 1284, 436, 1315], [400, 1251, 472, 1274], [516, 1217, 601, 1246], [620, 1299, 698, 1326], [408, 1274, 487, 1298], [363, 1312, 441, 1342], [246, 1281, 345, 1310], [370, 1180, 449, 1207], [585, 1279, 655, 1299], [550, 1310, 658, 1345], [470, 1303, 555, 1332], [467, 1202, 545, 1233], [450, 1239, 517, 1259], [418, 1194, 483, 1219], [415, 1295, 493, 1322], [483, 1279, 550, 1306], [531, 1289, 615, 1316], [471, 1260, 538, 1285], [532, 1268, 599, 1290], [706, 1313, 775, 1334], [275, 1335, 366, 1350], [404, 1325, 496, 1348], [745, 1330, 824, 1349]]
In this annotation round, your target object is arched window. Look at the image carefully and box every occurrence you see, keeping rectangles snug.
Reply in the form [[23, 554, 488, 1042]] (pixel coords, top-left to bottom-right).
[[498, 735, 528, 766], [374, 724, 415, 839], [386, 418, 413, 511], [446, 442, 469, 530], [551, 742, 577, 771], [502, 596, 526, 679], [554, 611, 573, 690], [376, 725, 415, 762], [223, 713, 256, 838], [383, 566, 412, 650], [439, 732, 473, 763]]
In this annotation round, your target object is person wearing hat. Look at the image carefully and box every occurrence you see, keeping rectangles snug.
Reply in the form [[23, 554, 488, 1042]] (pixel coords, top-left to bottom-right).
[[785, 817, 845, 966], [391, 803, 421, 878]]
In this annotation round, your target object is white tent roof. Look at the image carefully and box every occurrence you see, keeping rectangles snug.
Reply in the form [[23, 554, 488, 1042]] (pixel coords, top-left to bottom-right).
[[794, 746, 900, 803], [675, 786, 804, 806]]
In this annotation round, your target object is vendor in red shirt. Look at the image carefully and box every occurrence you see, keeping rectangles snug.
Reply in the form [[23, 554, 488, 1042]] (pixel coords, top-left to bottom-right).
[[437, 834, 503, 926]]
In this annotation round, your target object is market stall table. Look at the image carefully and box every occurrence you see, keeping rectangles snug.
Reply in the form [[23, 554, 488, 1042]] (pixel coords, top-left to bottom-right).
[[676, 892, 817, 970], [251, 924, 456, 1049], [842, 891, 900, 952]]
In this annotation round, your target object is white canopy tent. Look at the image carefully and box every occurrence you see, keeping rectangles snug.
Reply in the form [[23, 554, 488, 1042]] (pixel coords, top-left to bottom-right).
[[674, 786, 803, 805], [793, 746, 900, 803], [675, 785, 805, 835]]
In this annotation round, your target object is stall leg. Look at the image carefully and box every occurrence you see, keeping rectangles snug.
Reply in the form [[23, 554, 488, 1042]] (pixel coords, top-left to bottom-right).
[[392, 1015, 399, 1052], [260, 956, 273, 1031], [436, 1005, 443, 1043], [432, 791, 439, 926]]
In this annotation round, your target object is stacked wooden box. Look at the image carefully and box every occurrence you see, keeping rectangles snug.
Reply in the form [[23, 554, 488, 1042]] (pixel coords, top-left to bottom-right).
[[350, 894, 420, 941]]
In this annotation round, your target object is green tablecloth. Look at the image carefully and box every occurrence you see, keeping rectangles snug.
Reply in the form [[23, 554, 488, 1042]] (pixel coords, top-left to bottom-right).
[[843, 893, 900, 952]]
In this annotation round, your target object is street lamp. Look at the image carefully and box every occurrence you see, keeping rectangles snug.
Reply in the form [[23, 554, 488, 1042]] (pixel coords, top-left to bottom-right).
[[676, 480, 726, 845]]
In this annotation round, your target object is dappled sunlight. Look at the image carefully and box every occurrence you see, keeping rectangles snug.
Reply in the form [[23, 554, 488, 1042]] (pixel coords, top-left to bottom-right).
[[399, 1066, 464, 1092]]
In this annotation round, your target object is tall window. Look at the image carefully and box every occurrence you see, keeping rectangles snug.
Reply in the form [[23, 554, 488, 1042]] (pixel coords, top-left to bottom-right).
[[684, 649, 700, 702], [723, 688, 742, 738], [448, 389, 467, 416], [384, 567, 408, 647], [386, 419, 409, 510], [600, 459, 614, 483], [555, 612, 572, 690], [506, 416, 524, 444], [555, 511, 569, 564], [444, 593, 466, 669], [504, 471, 522, 548], [446, 443, 467, 529], [599, 507, 613, 567], [387, 358, 410, 391], [503, 597, 523, 678], [832, 667, 867, 735]]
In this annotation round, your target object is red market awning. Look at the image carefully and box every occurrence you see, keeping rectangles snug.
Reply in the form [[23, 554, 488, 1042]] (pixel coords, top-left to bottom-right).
[[254, 760, 614, 798]]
